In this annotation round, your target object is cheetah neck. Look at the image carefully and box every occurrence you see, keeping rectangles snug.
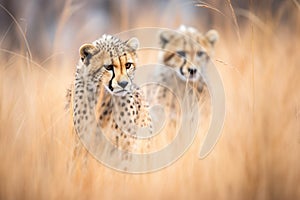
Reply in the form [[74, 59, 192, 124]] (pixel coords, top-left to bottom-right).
[[73, 72, 100, 137], [72, 69, 152, 154]]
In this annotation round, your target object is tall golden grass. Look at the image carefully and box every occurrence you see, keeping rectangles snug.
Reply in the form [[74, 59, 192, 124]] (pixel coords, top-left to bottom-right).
[[0, 0, 299, 199]]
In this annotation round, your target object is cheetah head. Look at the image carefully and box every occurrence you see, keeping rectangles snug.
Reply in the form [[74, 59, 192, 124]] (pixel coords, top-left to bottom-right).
[[78, 35, 139, 96], [159, 25, 218, 82]]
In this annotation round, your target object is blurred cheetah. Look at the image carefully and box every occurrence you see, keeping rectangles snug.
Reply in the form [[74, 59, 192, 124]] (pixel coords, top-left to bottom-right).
[[147, 25, 218, 111]]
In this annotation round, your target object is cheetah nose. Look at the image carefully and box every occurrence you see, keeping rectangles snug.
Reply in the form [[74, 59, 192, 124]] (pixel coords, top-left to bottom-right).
[[187, 68, 197, 75], [118, 81, 129, 88]]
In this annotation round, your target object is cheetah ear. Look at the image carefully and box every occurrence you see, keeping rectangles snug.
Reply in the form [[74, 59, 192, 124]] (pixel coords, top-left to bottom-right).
[[126, 37, 139, 51], [205, 29, 219, 46], [79, 44, 96, 61], [159, 30, 175, 47]]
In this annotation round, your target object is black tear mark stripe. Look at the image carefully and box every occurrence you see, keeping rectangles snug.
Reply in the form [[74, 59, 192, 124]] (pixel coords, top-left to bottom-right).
[[179, 58, 187, 73], [109, 68, 115, 91], [180, 58, 187, 68], [180, 66, 184, 76], [109, 55, 115, 91]]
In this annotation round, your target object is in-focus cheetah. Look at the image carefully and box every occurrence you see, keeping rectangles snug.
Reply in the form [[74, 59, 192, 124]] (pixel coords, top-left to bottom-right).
[[67, 35, 152, 167]]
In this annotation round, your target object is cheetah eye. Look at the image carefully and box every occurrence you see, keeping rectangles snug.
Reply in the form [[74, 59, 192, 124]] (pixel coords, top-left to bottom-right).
[[125, 62, 133, 69], [197, 51, 205, 57], [176, 51, 186, 57], [104, 64, 114, 71]]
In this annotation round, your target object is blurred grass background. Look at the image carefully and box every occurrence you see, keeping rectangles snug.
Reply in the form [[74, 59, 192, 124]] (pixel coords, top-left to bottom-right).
[[0, 0, 299, 199]]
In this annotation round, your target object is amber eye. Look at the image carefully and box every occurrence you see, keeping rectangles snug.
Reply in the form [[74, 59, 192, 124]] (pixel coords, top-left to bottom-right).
[[197, 51, 205, 57], [104, 64, 114, 71], [176, 51, 186, 57], [125, 62, 133, 69]]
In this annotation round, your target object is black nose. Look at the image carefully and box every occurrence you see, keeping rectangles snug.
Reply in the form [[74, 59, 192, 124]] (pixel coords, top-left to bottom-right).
[[118, 81, 129, 88], [188, 68, 197, 75]]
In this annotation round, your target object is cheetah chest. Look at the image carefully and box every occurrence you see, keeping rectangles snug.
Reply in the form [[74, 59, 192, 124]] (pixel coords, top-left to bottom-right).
[[96, 89, 152, 150]]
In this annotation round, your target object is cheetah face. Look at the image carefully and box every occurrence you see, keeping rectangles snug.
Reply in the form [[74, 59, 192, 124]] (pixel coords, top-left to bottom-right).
[[78, 35, 139, 96], [159, 26, 218, 82]]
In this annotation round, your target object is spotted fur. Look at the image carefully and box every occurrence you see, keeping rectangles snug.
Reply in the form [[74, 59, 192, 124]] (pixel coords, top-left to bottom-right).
[[68, 35, 152, 166]]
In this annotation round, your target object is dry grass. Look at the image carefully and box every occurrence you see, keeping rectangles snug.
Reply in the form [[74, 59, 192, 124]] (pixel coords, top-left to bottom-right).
[[0, 0, 300, 199]]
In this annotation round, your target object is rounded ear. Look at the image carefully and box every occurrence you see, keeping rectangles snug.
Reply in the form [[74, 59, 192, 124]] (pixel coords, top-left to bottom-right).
[[126, 37, 139, 51], [79, 44, 96, 60], [205, 29, 219, 46], [159, 30, 176, 48]]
